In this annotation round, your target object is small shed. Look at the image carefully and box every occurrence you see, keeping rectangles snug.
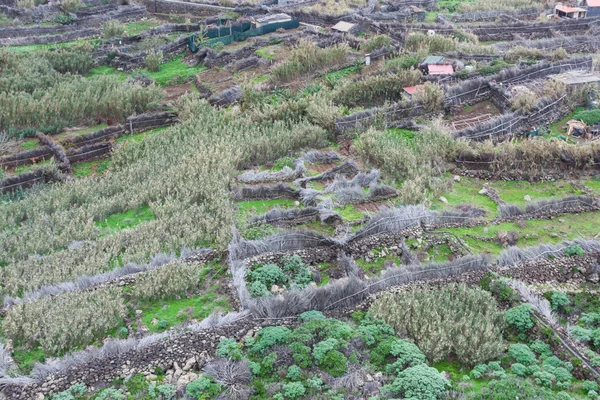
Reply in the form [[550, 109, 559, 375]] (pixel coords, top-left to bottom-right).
[[254, 14, 293, 27], [427, 64, 454, 75], [332, 21, 358, 34], [585, 0, 600, 17], [554, 5, 587, 18]]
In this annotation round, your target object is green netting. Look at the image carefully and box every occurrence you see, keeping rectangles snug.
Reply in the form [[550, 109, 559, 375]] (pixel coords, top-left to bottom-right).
[[188, 19, 300, 53]]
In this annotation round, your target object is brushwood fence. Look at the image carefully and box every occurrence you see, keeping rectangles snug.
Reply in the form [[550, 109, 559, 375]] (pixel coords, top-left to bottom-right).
[[334, 56, 592, 137]]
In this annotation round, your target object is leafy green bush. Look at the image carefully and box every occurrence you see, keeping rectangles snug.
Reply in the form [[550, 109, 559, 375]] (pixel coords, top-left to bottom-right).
[[251, 326, 291, 354], [60, 0, 81, 12], [216, 338, 243, 360], [54, 12, 73, 25], [96, 388, 126, 400], [382, 364, 449, 400], [281, 382, 306, 399], [298, 310, 326, 322], [530, 340, 553, 359], [565, 244, 585, 257], [505, 305, 534, 339], [358, 316, 395, 346], [510, 363, 528, 377], [287, 365, 302, 380], [384, 52, 425, 71], [103, 20, 126, 39], [360, 34, 392, 53], [144, 50, 164, 73], [370, 284, 505, 366], [272, 40, 348, 82], [186, 376, 223, 399], [251, 264, 286, 289], [472, 377, 554, 399], [385, 339, 426, 374], [572, 110, 600, 126], [508, 344, 537, 366], [584, 381, 599, 392], [249, 281, 270, 297], [533, 370, 555, 388], [489, 279, 519, 306]]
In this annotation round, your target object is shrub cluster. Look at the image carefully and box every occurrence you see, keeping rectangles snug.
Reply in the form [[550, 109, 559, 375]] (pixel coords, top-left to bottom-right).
[[132, 261, 205, 300], [353, 121, 458, 204], [272, 40, 348, 82], [0, 97, 328, 295], [2, 288, 125, 354], [193, 312, 447, 399], [248, 255, 312, 297], [370, 284, 505, 366], [332, 69, 422, 108]]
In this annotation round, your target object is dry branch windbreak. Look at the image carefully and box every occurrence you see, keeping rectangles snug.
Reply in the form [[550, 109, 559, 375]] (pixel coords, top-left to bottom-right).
[[335, 56, 592, 136], [0, 98, 329, 296]]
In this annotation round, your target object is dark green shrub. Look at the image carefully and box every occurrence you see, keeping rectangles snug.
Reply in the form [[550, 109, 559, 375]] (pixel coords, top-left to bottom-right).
[[510, 363, 528, 377], [505, 305, 534, 339], [251, 326, 291, 354], [54, 12, 73, 25], [248, 281, 270, 297], [186, 376, 222, 399], [290, 342, 312, 368], [533, 370, 555, 388], [286, 365, 301, 380], [157, 320, 168, 330], [357, 316, 395, 346], [250, 264, 286, 288], [489, 280, 519, 305], [216, 337, 243, 360], [583, 381, 599, 393], [316, 348, 347, 377], [382, 364, 449, 400], [530, 339, 553, 359], [508, 344, 537, 366], [281, 382, 305, 399], [298, 310, 325, 322], [572, 110, 600, 126], [471, 378, 554, 399], [385, 339, 426, 374]]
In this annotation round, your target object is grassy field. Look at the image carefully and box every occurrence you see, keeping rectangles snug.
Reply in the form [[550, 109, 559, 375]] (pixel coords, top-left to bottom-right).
[[96, 205, 155, 235]]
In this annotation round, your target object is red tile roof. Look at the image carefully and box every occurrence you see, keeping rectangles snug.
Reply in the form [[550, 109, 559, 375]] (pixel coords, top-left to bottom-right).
[[427, 64, 454, 75], [588, 0, 600, 7]]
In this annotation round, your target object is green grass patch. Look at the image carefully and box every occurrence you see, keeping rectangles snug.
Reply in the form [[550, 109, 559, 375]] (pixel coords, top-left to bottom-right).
[[492, 180, 578, 206], [138, 291, 230, 333], [14, 159, 52, 175], [96, 205, 155, 234], [581, 177, 600, 194], [20, 139, 39, 151], [256, 45, 280, 59], [62, 123, 109, 137], [140, 53, 206, 86], [442, 211, 600, 255], [302, 221, 336, 236], [72, 158, 112, 178], [323, 64, 362, 87], [124, 20, 162, 36], [433, 176, 498, 217], [334, 204, 364, 221], [356, 256, 400, 276], [116, 126, 169, 144], [87, 66, 128, 81], [549, 106, 586, 137], [13, 347, 46, 375], [427, 242, 454, 263], [236, 198, 297, 215], [387, 128, 415, 145]]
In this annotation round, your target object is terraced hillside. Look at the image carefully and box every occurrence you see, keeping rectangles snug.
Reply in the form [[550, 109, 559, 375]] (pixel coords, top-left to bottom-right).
[[3, 0, 600, 398]]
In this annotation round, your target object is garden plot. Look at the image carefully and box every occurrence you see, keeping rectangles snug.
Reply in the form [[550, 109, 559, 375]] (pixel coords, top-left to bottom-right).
[[492, 180, 583, 207], [450, 101, 502, 131]]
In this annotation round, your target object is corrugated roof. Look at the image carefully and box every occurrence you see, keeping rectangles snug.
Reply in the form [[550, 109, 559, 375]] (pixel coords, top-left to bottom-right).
[[588, 0, 600, 7], [428, 64, 454, 75], [422, 56, 444, 65], [332, 21, 356, 32]]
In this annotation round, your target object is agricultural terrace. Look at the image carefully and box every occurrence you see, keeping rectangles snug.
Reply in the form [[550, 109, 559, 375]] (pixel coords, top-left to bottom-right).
[[2, 0, 600, 399]]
